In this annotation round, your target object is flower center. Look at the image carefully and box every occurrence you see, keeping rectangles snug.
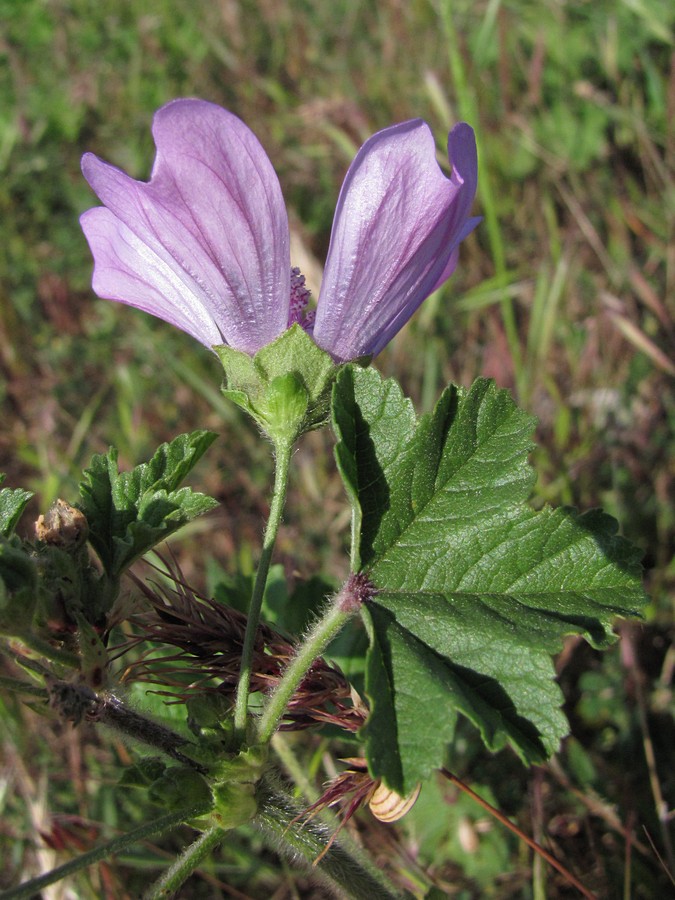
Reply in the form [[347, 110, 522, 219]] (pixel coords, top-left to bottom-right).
[[287, 266, 315, 331]]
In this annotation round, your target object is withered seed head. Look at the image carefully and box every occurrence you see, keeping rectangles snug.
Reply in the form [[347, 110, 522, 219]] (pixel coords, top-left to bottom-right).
[[118, 556, 368, 734]]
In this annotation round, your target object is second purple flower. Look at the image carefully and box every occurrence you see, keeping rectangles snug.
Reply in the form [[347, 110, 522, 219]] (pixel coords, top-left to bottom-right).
[[81, 99, 479, 362]]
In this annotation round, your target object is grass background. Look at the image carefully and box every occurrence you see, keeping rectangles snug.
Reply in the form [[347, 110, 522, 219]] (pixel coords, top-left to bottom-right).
[[0, 0, 673, 896]]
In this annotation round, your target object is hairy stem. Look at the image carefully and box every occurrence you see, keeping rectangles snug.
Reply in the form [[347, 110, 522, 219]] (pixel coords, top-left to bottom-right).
[[93, 692, 208, 773], [2, 803, 213, 900], [256, 574, 369, 744], [233, 438, 292, 738], [255, 776, 406, 900], [142, 825, 224, 899]]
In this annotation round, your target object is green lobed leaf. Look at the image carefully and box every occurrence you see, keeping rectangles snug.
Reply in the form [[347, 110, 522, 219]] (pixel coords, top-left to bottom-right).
[[332, 367, 647, 793], [362, 592, 569, 793], [0, 475, 34, 538], [79, 431, 218, 577]]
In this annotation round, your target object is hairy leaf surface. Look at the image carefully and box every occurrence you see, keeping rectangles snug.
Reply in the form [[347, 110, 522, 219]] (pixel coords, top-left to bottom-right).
[[333, 368, 645, 792]]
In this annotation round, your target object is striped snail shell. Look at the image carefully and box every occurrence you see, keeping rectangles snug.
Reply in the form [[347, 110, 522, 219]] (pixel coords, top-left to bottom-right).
[[368, 781, 421, 823]]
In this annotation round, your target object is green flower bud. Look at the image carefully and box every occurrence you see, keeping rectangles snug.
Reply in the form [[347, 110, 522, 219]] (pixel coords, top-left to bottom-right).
[[216, 324, 339, 446], [211, 780, 257, 829]]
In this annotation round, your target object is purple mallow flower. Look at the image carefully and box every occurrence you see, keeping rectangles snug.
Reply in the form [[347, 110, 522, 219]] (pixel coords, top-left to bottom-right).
[[81, 99, 479, 362]]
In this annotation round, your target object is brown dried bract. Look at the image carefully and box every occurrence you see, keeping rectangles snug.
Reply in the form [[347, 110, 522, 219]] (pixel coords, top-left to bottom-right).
[[35, 499, 89, 549]]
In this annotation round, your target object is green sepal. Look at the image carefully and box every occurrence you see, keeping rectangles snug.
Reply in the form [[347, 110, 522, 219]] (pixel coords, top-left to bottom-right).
[[117, 757, 167, 788], [148, 765, 213, 813], [71, 609, 108, 690], [216, 324, 339, 444], [34, 543, 83, 618], [211, 781, 258, 829], [212, 743, 268, 783], [186, 692, 237, 741], [210, 744, 268, 829], [257, 373, 309, 446]]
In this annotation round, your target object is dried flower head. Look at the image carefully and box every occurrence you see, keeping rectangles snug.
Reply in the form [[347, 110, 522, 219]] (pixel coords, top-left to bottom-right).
[[294, 758, 421, 862], [119, 557, 367, 734]]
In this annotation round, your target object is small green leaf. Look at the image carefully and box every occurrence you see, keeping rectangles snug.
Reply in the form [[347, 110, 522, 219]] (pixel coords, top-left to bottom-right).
[[0, 475, 34, 537], [79, 431, 218, 577], [332, 368, 647, 793], [114, 430, 218, 497], [77, 452, 115, 570]]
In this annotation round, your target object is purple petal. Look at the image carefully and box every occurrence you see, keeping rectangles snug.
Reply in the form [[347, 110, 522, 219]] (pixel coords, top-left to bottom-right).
[[80, 207, 226, 346], [313, 120, 479, 361], [80, 99, 290, 353]]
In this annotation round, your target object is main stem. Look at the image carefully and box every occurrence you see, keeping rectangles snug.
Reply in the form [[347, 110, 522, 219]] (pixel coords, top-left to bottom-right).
[[255, 776, 405, 900], [233, 438, 292, 738]]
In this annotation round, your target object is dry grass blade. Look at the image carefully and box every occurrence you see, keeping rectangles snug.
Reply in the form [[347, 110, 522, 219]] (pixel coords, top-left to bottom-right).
[[440, 768, 598, 900]]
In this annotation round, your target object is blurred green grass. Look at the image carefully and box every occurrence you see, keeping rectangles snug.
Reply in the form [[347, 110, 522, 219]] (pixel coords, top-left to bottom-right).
[[0, 0, 673, 896]]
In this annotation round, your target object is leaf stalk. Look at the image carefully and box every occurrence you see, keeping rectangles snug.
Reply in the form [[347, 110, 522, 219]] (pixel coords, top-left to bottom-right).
[[141, 825, 224, 899], [256, 574, 367, 744]]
